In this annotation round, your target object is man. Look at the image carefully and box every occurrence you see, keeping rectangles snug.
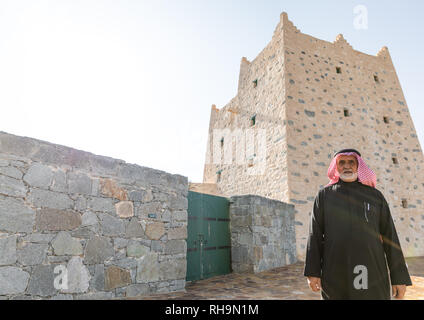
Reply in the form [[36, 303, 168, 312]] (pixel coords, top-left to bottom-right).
[[304, 148, 412, 300]]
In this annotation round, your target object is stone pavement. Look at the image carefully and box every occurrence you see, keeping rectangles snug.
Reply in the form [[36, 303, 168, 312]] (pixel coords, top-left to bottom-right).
[[126, 256, 424, 300]]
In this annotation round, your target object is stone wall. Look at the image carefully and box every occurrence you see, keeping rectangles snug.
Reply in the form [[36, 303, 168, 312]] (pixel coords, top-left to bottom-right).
[[230, 195, 296, 273], [0, 131, 188, 300]]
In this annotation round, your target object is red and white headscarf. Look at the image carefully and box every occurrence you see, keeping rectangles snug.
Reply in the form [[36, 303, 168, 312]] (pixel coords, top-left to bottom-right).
[[325, 151, 377, 188]]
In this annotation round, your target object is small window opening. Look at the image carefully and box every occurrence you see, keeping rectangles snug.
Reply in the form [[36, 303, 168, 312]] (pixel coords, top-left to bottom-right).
[[247, 153, 256, 167], [220, 137, 224, 147], [383, 116, 389, 124], [401, 199, 408, 208], [253, 79, 258, 88], [336, 67, 342, 74], [343, 109, 349, 117], [374, 75, 379, 83], [392, 157, 398, 165], [216, 169, 222, 182], [250, 114, 256, 126]]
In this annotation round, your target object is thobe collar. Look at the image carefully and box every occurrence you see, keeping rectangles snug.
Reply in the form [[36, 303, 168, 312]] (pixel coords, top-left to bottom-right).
[[337, 177, 360, 186]]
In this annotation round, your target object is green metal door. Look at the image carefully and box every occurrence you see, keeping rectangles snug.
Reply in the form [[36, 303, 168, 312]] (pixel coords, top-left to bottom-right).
[[186, 191, 231, 282]]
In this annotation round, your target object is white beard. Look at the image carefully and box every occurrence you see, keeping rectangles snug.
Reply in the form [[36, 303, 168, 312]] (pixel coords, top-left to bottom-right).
[[339, 171, 358, 182]]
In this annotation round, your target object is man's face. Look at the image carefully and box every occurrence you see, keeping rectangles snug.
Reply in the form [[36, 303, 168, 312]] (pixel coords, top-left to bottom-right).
[[336, 155, 358, 182]]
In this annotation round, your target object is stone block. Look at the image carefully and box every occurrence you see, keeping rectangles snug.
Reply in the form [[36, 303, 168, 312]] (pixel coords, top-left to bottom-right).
[[164, 240, 186, 255], [87, 197, 115, 214], [67, 171, 92, 195], [27, 265, 58, 297], [89, 155, 121, 177], [51, 231, 83, 256], [0, 267, 30, 295], [231, 246, 248, 264], [173, 210, 188, 221], [135, 201, 163, 217], [112, 258, 138, 270], [145, 222, 165, 240], [74, 196, 87, 212], [114, 238, 129, 249], [126, 284, 150, 297], [100, 178, 128, 200], [136, 252, 159, 283], [0, 197, 35, 233], [151, 240, 164, 253], [17, 243, 48, 266], [159, 259, 187, 281], [91, 178, 100, 196], [71, 226, 97, 238], [104, 266, 131, 291], [35, 208, 82, 231], [29, 188, 73, 210], [99, 213, 125, 236], [0, 174, 27, 197], [0, 235, 17, 266], [23, 163, 54, 188], [22, 233, 55, 243], [125, 218, 145, 238], [50, 169, 67, 192], [115, 201, 134, 218], [84, 236, 114, 265], [169, 196, 188, 211], [167, 227, 187, 240], [90, 264, 105, 291], [239, 233, 252, 246], [0, 166, 23, 179], [81, 211, 98, 226], [127, 242, 149, 258], [128, 190, 143, 202]]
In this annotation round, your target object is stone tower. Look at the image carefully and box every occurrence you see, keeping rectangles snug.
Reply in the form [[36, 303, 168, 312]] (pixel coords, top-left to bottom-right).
[[201, 12, 424, 261]]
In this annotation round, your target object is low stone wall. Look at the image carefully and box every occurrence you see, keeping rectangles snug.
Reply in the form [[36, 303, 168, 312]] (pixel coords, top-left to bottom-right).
[[0, 131, 188, 300], [230, 195, 297, 273]]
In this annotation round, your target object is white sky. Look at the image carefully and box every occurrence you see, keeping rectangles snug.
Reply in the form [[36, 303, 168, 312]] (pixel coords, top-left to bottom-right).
[[1, 0, 423, 183]]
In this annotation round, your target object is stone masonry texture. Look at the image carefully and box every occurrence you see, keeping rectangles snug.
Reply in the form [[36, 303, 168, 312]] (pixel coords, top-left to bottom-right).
[[202, 12, 424, 261], [230, 195, 297, 273], [0, 130, 188, 300]]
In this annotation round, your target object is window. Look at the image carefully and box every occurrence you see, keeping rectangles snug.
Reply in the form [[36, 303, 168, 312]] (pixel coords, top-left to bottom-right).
[[401, 199, 408, 208], [344, 109, 349, 117], [247, 153, 256, 167], [336, 67, 342, 74], [383, 116, 389, 124], [220, 137, 224, 147], [253, 79, 258, 88], [392, 157, 398, 165], [374, 75, 379, 83], [250, 114, 256, 126], [216, 169, 223, 182]]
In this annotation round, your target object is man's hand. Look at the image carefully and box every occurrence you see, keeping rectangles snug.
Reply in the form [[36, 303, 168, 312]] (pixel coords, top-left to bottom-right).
[[307, 276, 321, 292], [392, 285, 406, 299]]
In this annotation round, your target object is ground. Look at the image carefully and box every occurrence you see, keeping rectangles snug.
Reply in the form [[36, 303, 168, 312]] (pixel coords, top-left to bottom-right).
[[126, 256, 424, 300]]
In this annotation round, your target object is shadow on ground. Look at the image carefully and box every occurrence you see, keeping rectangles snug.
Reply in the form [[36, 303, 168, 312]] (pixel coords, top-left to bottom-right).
[[126, 256, 424, 300]]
